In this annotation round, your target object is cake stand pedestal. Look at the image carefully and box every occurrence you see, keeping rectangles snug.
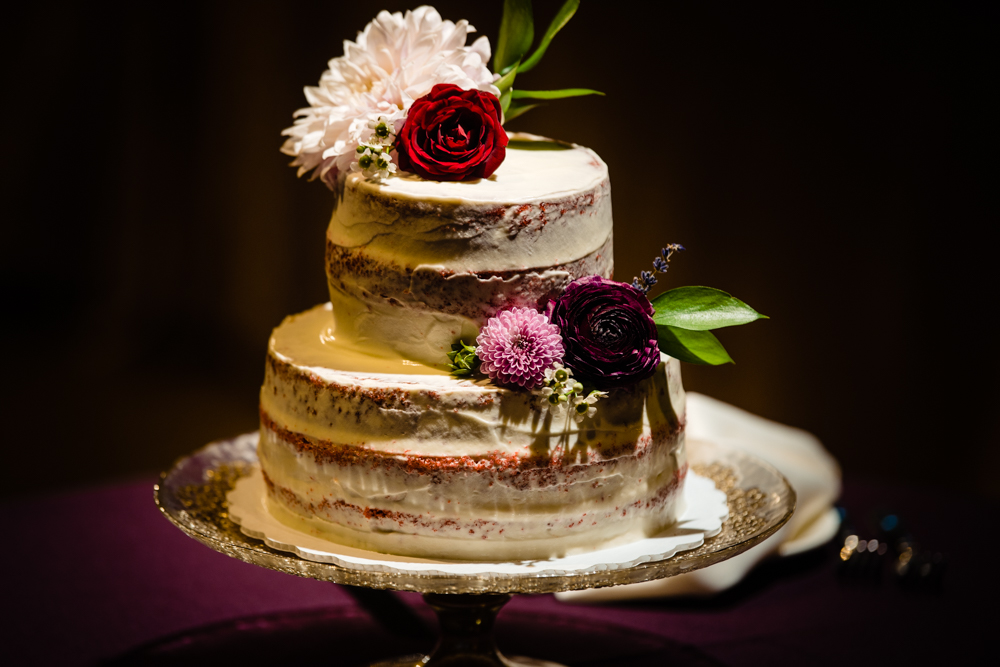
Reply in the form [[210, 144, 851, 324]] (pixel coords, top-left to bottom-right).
[[371, 593, 555, 667], [155, 434, 795, 667]]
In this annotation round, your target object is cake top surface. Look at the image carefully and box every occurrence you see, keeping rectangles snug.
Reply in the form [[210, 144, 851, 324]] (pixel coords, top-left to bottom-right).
[[271, 303, 454, 384], [346, 134, 607, 205]]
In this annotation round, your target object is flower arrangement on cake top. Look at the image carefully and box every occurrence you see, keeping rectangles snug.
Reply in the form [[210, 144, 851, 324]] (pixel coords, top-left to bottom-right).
[[281, 2, 601, 185]]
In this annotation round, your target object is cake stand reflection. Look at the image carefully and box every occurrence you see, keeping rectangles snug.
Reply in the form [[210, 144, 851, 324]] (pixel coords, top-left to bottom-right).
[[155, 434, 795, 667]]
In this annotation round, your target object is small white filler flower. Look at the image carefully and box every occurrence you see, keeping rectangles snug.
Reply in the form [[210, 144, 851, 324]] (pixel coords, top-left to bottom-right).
[[367, 116, 396, 146], [352, 116, 398, 181], [353, 144, 397, 181], [535, 363, 608, 422], [572, 390, 608, 423]]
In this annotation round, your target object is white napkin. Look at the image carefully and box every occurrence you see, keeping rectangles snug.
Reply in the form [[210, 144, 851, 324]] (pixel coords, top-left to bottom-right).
[[557, 392, 841, 602]]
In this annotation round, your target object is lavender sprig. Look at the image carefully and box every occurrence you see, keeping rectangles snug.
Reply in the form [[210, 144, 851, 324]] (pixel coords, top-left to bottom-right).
[[633, 244, 685, 294]]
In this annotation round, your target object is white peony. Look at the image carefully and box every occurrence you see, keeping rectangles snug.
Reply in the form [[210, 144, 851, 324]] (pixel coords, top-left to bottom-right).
[[281, 6, 500, 187]]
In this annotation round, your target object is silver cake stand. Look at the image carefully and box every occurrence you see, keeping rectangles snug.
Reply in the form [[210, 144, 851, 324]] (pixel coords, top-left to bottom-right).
[[155, 434, 795, 666]]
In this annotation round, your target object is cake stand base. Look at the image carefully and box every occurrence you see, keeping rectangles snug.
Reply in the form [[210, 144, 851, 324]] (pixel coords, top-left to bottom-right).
[[371, 593, 563, 667]]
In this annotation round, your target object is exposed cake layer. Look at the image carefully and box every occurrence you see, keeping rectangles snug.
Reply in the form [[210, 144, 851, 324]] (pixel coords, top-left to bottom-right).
[[325, 134, 613, 366], [258, 303, 688, 560], [325, 231, 613, 323], [260, 435, 687, 561]]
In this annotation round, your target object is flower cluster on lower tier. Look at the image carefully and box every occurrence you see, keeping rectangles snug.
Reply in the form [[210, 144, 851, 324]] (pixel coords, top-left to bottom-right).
[[467, 278, 659, 394], [445, 245, 765, 417], [447, 273, 663, 420]]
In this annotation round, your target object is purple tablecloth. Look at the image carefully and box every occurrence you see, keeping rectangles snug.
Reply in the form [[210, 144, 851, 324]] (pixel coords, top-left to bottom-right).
[[2, 478, 989, 666]]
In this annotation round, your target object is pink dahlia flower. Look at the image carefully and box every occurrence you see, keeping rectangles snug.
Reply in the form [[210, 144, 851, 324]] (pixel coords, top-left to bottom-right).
[[476, 308, 564, 389]]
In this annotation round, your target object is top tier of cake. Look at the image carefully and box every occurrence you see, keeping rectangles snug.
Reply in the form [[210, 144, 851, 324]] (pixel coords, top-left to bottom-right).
[[325, 134, 613, 367]]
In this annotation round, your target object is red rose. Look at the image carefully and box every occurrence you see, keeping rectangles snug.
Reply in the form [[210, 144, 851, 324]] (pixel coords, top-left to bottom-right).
[[395, 83, 507, 181]]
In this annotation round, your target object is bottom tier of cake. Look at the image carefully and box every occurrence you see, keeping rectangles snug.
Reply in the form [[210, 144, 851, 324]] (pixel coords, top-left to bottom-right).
[[257, 303, 688, 561]]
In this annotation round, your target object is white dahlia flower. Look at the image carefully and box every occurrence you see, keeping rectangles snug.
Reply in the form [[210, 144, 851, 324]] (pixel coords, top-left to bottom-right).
[[281, 6, 500, 187]]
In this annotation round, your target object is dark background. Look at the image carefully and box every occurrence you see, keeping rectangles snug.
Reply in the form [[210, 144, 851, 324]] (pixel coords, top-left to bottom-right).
[[2, 1, 994, 501]]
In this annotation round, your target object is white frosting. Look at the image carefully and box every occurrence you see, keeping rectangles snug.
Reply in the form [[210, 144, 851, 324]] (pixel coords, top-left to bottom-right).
[[326, 287, 481, 369], [324, 134, 614, 365], [365, 135, 607, 203], [260, 453, 687, 561], [330, 136, 611, 272], [260, 304, 685, 457]]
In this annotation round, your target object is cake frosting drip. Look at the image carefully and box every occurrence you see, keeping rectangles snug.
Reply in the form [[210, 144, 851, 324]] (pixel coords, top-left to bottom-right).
[[258, 303, 688, 560], [325, 134, 614, 366]]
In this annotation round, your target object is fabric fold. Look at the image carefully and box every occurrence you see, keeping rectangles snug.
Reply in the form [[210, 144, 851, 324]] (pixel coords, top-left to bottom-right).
[[557, 392, 841, 602]]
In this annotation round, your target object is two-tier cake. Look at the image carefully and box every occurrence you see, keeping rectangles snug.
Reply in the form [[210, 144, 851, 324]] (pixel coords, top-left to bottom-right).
[[259, 134, 688, 560], [256, 5, 765, 562]]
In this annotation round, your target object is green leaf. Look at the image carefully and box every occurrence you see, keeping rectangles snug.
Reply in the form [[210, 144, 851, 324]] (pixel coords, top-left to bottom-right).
[[495, 0, 534, 75], [651, 286, 767, 331], [447, 339, 480, 377], [504, 101, 542, 121], [500, 88, 513, 114], [520, 0, 579, 73], [494, 60, 519, 93], [510, 88, 604, 100], [506, 138, 570, 150], [656, 325, 734, 365]]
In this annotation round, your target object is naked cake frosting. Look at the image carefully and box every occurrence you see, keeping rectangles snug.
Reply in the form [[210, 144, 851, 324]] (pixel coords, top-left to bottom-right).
[[259, 137, 687, 560], [325, 134, 613, 366]]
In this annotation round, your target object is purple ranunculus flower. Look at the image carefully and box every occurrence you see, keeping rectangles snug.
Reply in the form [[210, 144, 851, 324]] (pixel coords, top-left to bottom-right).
[[547, 275, 661, 388]]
